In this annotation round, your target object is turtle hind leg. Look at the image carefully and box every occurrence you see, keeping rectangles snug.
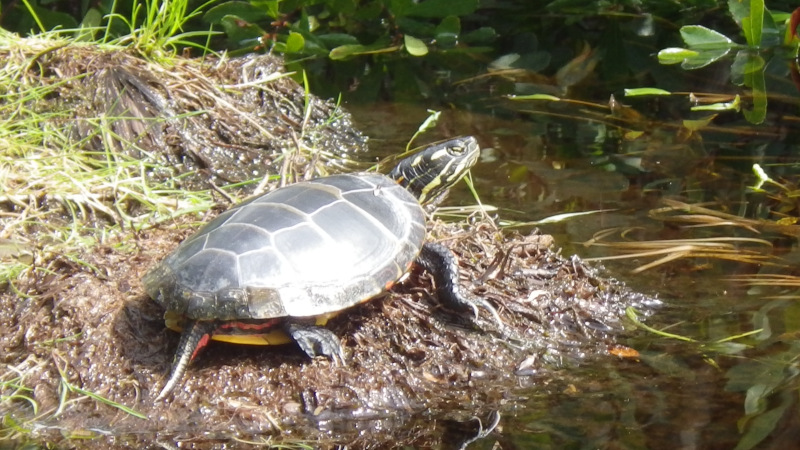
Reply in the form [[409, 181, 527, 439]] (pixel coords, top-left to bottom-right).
[[286, 322, 345, 365], [155, 320, 216, 401], [416, 242, 505, 330]]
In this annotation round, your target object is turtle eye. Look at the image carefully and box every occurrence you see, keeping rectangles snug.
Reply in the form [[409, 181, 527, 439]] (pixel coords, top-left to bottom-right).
[[449, 145, 465, 155]]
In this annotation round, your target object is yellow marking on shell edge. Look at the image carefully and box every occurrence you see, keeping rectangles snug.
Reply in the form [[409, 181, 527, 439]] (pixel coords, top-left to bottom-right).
[[314, 313, 336, 326], [212, 330, 292, 345], [165, 313, 336, 346]]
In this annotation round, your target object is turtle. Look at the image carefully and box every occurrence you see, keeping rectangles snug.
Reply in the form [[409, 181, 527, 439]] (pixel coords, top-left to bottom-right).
[[143, 136, 502, 400]]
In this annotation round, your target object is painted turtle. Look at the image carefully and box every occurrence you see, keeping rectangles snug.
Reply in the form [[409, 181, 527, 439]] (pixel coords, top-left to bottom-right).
[[143, 136, 500, 400]]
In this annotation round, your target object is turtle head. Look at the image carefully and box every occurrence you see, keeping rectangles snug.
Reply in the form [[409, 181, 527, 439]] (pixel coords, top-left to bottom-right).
[[390, 136, 480, 205]]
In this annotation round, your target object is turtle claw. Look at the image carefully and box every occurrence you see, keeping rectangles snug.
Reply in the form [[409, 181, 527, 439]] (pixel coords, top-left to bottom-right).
[[465, 295, 505, 330], [286, 322, 346, 365], [155, 320, 215, 401], [417, 242, 506, 331]]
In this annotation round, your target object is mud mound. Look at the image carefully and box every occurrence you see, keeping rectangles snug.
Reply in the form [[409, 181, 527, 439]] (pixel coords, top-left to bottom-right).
[[1, 216, 654, 447]]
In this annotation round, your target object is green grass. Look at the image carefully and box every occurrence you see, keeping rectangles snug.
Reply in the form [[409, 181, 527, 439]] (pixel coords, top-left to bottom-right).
[[0, 24, 219, 281]]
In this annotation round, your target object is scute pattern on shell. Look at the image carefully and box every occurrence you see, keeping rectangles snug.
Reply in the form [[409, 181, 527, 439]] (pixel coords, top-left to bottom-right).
[[143, 173, 426, 321]]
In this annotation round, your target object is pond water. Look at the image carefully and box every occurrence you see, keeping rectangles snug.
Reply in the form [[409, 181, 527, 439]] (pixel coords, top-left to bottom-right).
[[345, 79, 800, 448]]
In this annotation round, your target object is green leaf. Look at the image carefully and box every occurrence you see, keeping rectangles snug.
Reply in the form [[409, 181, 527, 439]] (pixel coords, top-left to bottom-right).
[[219, 16, 266, 47], [417, 109, 440, 133], [759, 7, 782, 47], [250, 0, 282, 19], [435, 16, 460, 48], [390, 0, 415, 18], [490, 53, 521, 70], [742, 4, 764, 47], [75, 8, 102, 41], [658, 45, 731, 70], [396, 17, 436, 37], [731, 50, 765, 84], [727, 0, 750, 24], [462, 27, 496, 45], [436, 16, 461, 36], [743, 0, 765, 46], [406, 109, 441, 150], [734, 402, 789, 450], [329, 44, 368, 60], [329, 43, 401, 60], [683, 116, 717, 131], [744, 384, 772, 416], [657, 47, 700, 64], [742, 54, 767, 124], [680, 25, 734, 48], [515, 52, 552, 71], [25, 5, 78, 31], [404, 35, 429, 56], [407, 0, 479, 18], [285, 32, 305, 53], [204, 1, 266, 24], [705, 341, 749, 354], [726, 358, 789, 393], [624, 88, 672, 96], [750, 0, 765, 42], [682, 48, 732, 70], [297, 11, 317, 33], [317, 33, 360, 48], [79, 8, 102, 29]]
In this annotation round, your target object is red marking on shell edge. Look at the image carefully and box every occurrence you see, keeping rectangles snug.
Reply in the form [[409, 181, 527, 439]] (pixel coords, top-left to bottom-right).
[[218, 320, 280, 332], [191, 334, 211, 360]]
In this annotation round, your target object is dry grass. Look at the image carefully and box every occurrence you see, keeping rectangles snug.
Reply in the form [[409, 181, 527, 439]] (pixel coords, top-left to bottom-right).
[[582, 199, 796, 273]]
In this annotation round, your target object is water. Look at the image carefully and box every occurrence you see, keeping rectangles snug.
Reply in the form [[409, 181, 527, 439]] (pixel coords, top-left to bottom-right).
[[347, 89, 800, 448]]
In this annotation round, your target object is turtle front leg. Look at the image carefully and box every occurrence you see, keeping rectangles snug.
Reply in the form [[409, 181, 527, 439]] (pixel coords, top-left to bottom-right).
[[416, 242, 505, 329], [286, 322, 346, 365], [155, 320, 217, 401]]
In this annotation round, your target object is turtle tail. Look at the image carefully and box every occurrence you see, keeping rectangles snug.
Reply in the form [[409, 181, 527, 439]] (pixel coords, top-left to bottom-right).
[[155, 320, 216, 401]]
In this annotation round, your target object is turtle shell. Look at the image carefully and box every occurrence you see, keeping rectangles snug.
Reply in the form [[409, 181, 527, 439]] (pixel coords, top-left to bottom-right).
[[143, 173, 426, 323]]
